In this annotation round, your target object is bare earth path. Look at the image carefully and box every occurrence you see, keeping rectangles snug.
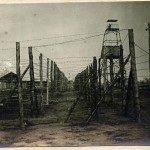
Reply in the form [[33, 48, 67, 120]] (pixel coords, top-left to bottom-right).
[[0, 91, 150, 147]]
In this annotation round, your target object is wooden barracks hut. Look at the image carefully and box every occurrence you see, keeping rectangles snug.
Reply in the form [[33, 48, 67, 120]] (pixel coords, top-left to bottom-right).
[[0, 72, 17, 89]]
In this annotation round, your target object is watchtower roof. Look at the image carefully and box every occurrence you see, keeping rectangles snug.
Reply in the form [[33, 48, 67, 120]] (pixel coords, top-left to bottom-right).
[[107, 19, 118, 22]]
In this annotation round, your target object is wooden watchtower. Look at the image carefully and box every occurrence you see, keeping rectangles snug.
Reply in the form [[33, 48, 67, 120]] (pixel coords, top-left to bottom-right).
[[101, 19, 124, 103]]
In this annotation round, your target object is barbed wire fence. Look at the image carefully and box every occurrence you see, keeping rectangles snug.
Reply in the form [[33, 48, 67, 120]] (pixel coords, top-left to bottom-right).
[[0, 30, 149, 129]]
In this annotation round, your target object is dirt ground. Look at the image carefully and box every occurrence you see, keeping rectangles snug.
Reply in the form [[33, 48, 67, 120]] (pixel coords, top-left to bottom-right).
[[0, 120, 150, 146], [0, 91, 150, 147]]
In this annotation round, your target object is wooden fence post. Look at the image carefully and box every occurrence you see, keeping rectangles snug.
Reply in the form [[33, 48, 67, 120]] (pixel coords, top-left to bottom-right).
[[54, 62, 57, 92], [83, 70, 87, 100], [29, 47, 38, 115], [39, 53, 44, 112], [60, 71, 63, 91], [120, 45, 125, 114], [50, 60, 54, 92], [46, 58, 50, 105], [89, 64, 92, 105], [57, 68, 60, 91], [85, 67, 89, 101], [79, 73, 83, 93], [125, 69, 133, 116], [128, 29, 141, 123], [110, 55, 114, 104], [103, 56, 107, 101], [87, 66, 90, 103], [148, 23, 150, 75], [16, 42, 25, 130], [98, 58, 101, 99], [91, 57, 98, 120], [61, 73, 64, 91]]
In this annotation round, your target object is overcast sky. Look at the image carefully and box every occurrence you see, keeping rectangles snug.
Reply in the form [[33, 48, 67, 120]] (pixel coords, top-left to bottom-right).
[[0, 2, 150, 80]]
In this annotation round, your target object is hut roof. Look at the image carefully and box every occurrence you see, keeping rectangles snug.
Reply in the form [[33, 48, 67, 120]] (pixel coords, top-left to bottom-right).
[[0, 72, 17, 82]]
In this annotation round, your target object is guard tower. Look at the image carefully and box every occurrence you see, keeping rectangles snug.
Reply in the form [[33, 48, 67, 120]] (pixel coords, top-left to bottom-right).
[[101, 19, 124, 103], [102, 19, 121, 59]]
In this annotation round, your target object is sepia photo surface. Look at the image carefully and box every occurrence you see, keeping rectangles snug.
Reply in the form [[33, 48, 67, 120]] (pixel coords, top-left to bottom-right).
[[0, 1, 150, 147]]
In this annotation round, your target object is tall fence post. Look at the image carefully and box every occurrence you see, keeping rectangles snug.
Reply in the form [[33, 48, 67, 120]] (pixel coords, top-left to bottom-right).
[[57, 68, 60, 91], [85, 67, 89, 101], [50, 60, 54, 92], [29, 47, 37, 115], [98, 58, 101, 99], [60, 71, 63, 91], [62, 72, 64, 91], [39, 53, 44, 113], [83, 70, 86, 100], [120, 45, 125, 114], [103, 55, 107, 101], [16, 42, 25, 130], [89, 64, 92, 106], [91, 57, 98, 120], [125, 69, 133, 116], [128, 29, 141, 123], [46, 58, 50, 105], [148, 23, 150, 76], [110, 55, 114, 104], [54, 62, 57, 92], [87, 66, 90, 104]]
